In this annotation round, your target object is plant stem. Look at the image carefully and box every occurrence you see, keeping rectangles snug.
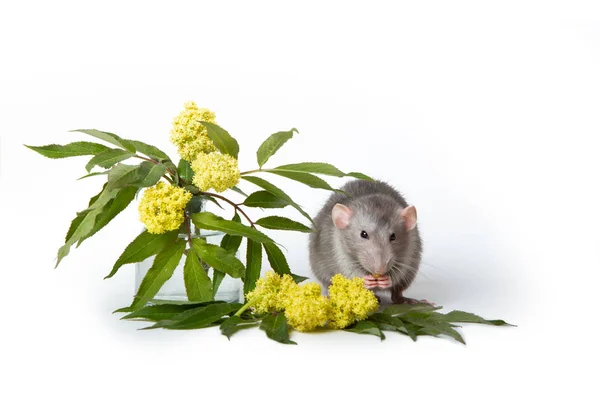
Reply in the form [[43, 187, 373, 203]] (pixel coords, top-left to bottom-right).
[[198, 190, 256, 228], [240, 169, 261, 176], [234, 296, 261, 317]]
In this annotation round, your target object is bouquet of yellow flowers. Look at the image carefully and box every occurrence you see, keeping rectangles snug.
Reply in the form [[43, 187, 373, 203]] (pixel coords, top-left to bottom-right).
[[27, 101, 512, 344]]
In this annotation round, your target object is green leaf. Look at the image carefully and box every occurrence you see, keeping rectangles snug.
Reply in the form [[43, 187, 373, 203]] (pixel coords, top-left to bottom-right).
[[106, 161, 163, 190], [291, 274, 309, 284], [85, 148, 135, 172], [77, 171, 109, 180], [203, 195, 225, 210], [127, 140, 170, 161], [262, 241, 292, 275], [200, 121, 239, 159], [273, 162, 344, 177], [56, 186, 122, 266], [146, 302, 242, 330], [399, 312, 465, 344], [106, 164, 141, 190], [129, 240, 186, 311], [76, 186, 137, 247], [178, 159, 194, 183], [71, 129, 136, 152], [229, 186, 248, 197], [345, 320, 385, 340], [164, 161, 179, 185], [121, 303, 201, 321], [244, 239, 262, 295], [255, 216, 311, 233], [64, 186, 105, 243], [417, 324, 466, 344], [138, 161, 167, 187], [383, 303, 440, 316], [259, 313, 296, 345], [184, 251, 213, 302], [243, 191, 289, 208], [346, 172, 374, 181], [214, 213, 243, 296], [438, 310, 514, 327], [369, 313, 412, 338], [191, 238, 245, 278], [242, 176, 313, 223], [220, 316, 260, 340], [25, 141, 110, 159], [105, 230, 179, 279], [191, 212, 274, 243], [256, 128, 298, 167], [266, 170, 336, 191]]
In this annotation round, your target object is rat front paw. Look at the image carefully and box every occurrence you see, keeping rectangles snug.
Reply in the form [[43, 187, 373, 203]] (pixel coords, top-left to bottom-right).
[[363, 275, 379, 289], [375, 275, 392, 289]]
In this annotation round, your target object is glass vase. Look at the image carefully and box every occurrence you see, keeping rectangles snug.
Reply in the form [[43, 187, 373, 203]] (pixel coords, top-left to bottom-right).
[[134, 230, 242, 303]]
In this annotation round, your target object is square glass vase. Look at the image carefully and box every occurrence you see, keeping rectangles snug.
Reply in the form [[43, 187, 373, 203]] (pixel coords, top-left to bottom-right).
[[134, 230, 243, 303]]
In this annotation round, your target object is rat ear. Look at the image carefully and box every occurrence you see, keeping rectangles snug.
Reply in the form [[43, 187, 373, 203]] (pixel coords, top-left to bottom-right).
[[332, 204, 352, 229], [400, 205, 417, 231]]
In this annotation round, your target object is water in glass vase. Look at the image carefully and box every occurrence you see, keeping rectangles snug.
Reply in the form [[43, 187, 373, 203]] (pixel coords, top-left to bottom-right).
[[134, 230, 243, 303]]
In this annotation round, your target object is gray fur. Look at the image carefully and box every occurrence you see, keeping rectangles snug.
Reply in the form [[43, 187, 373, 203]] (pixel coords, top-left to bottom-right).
[[309, 180, 422, 296]]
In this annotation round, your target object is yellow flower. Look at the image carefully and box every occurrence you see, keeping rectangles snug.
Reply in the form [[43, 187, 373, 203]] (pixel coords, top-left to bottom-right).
[[191, 152, 240, 192], [138, 182, 192, 234], [246, 271, 296, 314], [284, 282, 330, 332], [327, 274, 379, 329], [170, 101, 217, 161]]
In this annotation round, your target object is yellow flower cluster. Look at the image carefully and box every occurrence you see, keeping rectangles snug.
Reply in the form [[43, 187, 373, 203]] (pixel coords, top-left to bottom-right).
[[246, 271, 296, 313], [246, 271, 379, 332], [191, 152, 240, 192], [170, 101, 217, 161], [284, 283, 330, 332], [328, 274, 379, 329], [138, 182, 192, 234]]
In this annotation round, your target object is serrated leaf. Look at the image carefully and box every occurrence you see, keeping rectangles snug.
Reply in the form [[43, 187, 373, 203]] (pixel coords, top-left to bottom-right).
[[64, 186, 105, 243], [262, 241, 291, 275], [266, 170, 336, 191], [255, 216, 311, 233], [369, 313, 410, 336], [105, 230, 179, 279], [244, 239, 262, 295], [256, 128, 298, 167], [184, 251, 213, 302], [345, 320, 385, 340], [77, 171, 109, 180], [417, 324, 466, 344], [121, 303, 200, 321], [56, 186, 122, 266], [273, 162, 345, 177], [291, 274, 309, 284], [127, 140, 170, 161], [200, 121, 239, 159], [71, 129, 136, 152], [138, 161, 167, 187], [243, 191, 289, 208], [214, 214, 243, 296], [177, 159, 194, 183], [146, 302, 242, 330], [438, 310, 514, 327], [259, 313, 296, 345], [25, 141, 110, 159], [383, 303, 440, 316], [106, 164, 141, 190], [76, 186, 137, 247], [85, 148, 135, 172], [191, 212, 274, 243], [191, 238, 245, 278], [129, 240, 186, 311], [346, 172, 374, 181], [220, 316, 260, 340], [242, 176, 313, 223], [229, 186, 248, 197], [399, 312, 465, 344]]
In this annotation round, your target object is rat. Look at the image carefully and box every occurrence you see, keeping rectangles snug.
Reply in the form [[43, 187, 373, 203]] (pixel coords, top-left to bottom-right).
[[309, 179, 427, 304]]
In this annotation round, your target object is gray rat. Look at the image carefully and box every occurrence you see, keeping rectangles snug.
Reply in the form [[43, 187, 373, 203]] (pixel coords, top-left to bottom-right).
[[309, 179, 426, 304]]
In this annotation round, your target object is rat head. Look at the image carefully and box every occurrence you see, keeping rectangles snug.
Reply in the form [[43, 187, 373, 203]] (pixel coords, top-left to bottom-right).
[[331, 194, 417, 277]]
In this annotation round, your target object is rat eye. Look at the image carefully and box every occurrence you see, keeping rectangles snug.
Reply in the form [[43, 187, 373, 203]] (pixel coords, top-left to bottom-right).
[[390, 233, 396, 242], [360, 230, 369, 239]]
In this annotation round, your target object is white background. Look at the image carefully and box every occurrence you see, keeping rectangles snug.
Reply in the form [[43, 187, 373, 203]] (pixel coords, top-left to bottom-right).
[[1, 1, 599, 397]]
